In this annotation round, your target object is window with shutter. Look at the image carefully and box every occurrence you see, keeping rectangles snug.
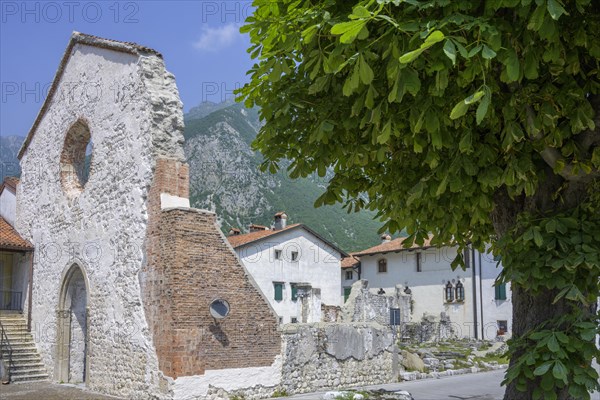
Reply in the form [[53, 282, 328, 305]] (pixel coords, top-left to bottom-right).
[[455, 281, 465, 302], [274, 282, 283, 301], [291, 284, 298, 301], [343, 287, 352, 302], [445, 282, 454, 302], [495, 283, 507, 300]]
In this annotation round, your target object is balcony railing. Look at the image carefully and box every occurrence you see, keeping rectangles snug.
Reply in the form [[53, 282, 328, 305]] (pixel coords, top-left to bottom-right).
[[0, 290, 22, 311]]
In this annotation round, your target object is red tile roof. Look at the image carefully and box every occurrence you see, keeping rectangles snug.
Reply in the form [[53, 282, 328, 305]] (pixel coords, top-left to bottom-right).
[[227, 223, 349, 257], [354, 234, 434, 256], [1, 177, 19, 194], [248, 224, 269, 231], [228, 224, 301, 248], [341, 255, 360, 269], [0, 216, 33, 251]]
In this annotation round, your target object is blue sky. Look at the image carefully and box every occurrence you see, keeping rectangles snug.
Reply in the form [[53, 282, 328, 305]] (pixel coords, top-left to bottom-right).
[[0, 1, 255, 136]]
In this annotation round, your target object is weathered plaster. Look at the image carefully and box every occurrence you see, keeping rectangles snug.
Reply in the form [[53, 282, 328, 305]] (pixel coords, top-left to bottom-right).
[[172, 356, 283, 400], [17, 33, 183, 399], [234, 228, 342, 323]]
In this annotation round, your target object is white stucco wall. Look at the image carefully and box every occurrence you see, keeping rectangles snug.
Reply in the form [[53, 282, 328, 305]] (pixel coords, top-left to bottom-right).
[[360, 247, 476, 338], [476, 251, 512, 340], [16, 36, 184, 399], [0, 187, 16, 226], [341, 268, 359, 302], [172, 356, 282, 400], [235, 228, 342, 323], [11, 253, 31, 313]]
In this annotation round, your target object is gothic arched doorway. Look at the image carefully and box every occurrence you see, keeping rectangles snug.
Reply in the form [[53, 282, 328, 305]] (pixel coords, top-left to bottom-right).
[[56, 264, 89, 383]]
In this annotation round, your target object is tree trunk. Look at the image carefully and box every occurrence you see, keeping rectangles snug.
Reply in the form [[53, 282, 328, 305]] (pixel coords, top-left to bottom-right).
[[491, 178, 595, 400], [503, 286, 574, 400]]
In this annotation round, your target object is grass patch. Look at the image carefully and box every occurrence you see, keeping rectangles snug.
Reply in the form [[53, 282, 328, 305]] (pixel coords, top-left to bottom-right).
[[271, 389, 288, 398]]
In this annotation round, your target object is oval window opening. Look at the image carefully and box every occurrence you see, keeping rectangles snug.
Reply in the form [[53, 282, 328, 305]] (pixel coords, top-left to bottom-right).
[[209, 299, 230, 319], [60, 119, 93, 198]]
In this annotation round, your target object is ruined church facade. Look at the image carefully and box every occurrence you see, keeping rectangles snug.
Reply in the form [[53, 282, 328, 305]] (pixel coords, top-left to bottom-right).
[[15, 33, 281, 399]]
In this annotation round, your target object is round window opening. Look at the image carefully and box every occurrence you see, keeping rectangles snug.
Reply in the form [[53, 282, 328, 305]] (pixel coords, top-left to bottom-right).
[[60, 119, 93, 198], [209, 299, 230, 319]]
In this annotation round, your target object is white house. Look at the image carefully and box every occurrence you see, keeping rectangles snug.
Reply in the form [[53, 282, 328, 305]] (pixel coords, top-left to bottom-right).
[[0, 176, 18, 226], [228, 212, 347, 324], [475, 247, 512, 340], [344, 235, 512, 340], [1, 177, 35, 319]]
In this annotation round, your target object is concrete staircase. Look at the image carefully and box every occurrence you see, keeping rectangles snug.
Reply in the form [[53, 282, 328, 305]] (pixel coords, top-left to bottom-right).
[[0, 312, 49, 383]]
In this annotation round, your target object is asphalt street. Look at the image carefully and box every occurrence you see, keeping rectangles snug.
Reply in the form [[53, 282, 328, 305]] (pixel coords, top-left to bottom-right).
[[285, 368, 600, 400]]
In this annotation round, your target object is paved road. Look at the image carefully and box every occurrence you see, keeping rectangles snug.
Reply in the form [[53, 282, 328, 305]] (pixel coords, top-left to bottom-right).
[[285, 369, 600, 400], [0, 381, 121, 400], [285, 370, 506, 400]]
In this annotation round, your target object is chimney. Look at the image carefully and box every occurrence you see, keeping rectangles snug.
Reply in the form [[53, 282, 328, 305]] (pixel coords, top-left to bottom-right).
[[249, 224, 269, 232], [381, 233, 391, 243], [229, 228, 241, 236], [273, 211, 288, 230]]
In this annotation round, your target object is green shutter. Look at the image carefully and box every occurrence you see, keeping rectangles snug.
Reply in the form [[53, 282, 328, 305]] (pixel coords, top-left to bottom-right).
[[291, 285, 298, 301], [495, 283, 507, 300], [274, 283, 283, 301], [344, 287, 352, 302]]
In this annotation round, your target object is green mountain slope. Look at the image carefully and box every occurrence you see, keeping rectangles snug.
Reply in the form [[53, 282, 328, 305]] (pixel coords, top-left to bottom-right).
[[0, 135, 24, 181], [183, 102, 382, 252]]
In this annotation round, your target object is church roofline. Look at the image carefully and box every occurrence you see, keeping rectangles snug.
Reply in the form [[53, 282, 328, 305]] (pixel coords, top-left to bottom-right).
[[18, 32, 162, 160]]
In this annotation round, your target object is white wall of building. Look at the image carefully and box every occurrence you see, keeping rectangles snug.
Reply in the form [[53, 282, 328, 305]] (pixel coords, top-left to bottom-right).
[[0, 187, 16, 226], [475, 250, 512, 340], [235, 228, 342, 324], [360, 246, 476, 337], [356, 245, 513, 340], [341, 267, 359, 302]]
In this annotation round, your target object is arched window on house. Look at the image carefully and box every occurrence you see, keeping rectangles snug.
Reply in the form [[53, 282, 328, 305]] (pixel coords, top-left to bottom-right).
[[378, 258, 388, 273], [444, 282, 454, 302], [455, 281, 465, 302]]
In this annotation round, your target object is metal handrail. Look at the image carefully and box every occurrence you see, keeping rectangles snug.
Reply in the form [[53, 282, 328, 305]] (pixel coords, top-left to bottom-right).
[[0, 319, 13, 383]]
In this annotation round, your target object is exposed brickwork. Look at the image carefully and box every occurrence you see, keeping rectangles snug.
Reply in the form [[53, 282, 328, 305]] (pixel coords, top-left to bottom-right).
[[143, 158, 280, 378]]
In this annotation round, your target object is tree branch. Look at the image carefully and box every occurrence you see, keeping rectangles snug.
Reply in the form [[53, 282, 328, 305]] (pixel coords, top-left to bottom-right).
[[539, 146, 599, 181], [527, 105, 600, 182]]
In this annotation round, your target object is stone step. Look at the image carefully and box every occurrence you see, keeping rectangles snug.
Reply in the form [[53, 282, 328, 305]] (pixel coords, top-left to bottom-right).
[[2, 337, 35, 345], [0, 323, 28, 330], [0, 326, 28, 333], [0, 317, 27, 324], [10, 355, 43, 364], [10, 359, 45, 368], [1, 345, 38, 354], [10, 366, 48, 375], [0, 321, 27, 326], [10, 372, 49, 383], [0, 313, 26, 318], [10, 364, 46, 376], [2, 330, 29, 337]]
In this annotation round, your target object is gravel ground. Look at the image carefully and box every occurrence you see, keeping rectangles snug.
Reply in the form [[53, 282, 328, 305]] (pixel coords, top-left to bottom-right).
[[0, 381, 123, 400]]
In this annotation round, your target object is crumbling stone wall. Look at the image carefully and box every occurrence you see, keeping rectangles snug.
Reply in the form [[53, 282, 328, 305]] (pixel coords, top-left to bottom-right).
[[341, 280, 411, 326], [321, 304, 340, 322], [17, 33, 181, 399], [280, 323, 397, 394]]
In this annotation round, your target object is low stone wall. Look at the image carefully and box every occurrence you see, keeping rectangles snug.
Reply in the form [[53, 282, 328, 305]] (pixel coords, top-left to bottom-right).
[[399, 363, 507, 381], [279, 322, 397, 394]]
